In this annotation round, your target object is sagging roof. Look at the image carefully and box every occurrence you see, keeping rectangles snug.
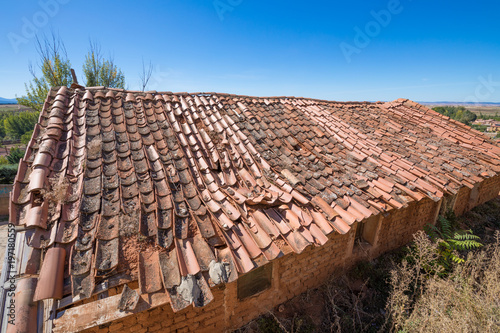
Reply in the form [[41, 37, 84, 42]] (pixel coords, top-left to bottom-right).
[[6, 86, 500, 326]]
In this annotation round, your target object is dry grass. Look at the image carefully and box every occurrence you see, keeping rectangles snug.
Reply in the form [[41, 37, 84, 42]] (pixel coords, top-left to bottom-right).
[[324, 275, 386, 333], [387, 231, 500, 333]]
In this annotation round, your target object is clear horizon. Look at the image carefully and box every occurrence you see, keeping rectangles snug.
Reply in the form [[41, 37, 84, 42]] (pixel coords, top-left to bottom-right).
[[1, 0, 499, 103]]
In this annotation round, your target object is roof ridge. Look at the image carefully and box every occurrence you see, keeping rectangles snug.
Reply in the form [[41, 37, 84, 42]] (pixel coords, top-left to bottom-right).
[[71, 86, 384, 105]]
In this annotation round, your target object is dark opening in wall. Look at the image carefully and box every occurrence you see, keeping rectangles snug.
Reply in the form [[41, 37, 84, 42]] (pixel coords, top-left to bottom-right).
[[354, 215, 380, 248], [355, 221, 365, 244], [237, 264, 273, 300]]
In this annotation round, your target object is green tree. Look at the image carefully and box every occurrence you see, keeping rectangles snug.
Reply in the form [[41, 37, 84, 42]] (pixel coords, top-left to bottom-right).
[[21, 130, 34, 145], [0, 164, 19, 184], [16, 34, 72, 111], [7, 147, 25, 164], [424, 214, 482, 272], [0, 113, 10, 139], [82, 41, 125, 88], [432, 106, 477, 125], [4, 111, 39, 139]]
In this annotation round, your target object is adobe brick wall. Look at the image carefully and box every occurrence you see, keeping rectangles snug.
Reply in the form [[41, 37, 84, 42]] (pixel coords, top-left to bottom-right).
[[373, 197, 440, 257], [77, 179, 499, 333], [475, 174, 500, 207], [453, 174, 500, 215]]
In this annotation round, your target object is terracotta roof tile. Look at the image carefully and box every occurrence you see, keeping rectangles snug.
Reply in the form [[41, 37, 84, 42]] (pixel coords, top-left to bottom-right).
[[8, 87, 500, 321]]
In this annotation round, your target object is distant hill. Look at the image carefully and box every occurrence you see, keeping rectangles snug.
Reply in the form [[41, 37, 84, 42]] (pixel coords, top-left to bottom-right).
[[0, 97, 16, 104]]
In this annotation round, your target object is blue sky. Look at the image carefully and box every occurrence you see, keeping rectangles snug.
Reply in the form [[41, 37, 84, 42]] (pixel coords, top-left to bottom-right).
[[1, 0, 499, 102]]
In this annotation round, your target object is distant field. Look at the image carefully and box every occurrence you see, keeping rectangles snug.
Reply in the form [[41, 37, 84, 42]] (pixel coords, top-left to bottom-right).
[[425, 104, 500, 117], [0, 104, 34, 113], [465, 106, 500, 116]]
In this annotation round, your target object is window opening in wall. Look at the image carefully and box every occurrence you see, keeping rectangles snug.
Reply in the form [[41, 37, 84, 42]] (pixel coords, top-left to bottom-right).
[[354, 215, 380, 248], [237, 263, 272, 300], [355, 221, 365, 244]]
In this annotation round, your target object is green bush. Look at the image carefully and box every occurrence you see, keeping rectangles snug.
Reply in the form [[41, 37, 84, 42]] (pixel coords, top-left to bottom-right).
[[3, 111, 39, 139], [433, 106, 477, 125], [0, 164, 18, 184], [424, 215, 482, 272], [471, 124, 488, 132], [21, 130, 33, 145], [7, 147, 25, 164]]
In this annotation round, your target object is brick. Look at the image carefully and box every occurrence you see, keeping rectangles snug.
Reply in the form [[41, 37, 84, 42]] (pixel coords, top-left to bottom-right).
[[172, 313, 186, 324], [136, 312, 151, 324], [120, 316, 137, 327], [108, 323, 124, 332], [134, 328, 147, 333], [147, 322, 163, 332], [127, 324, 143, 332]]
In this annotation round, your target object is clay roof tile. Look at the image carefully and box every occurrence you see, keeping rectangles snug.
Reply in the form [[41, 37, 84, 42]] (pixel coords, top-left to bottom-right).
[[9, 88, 500, 328]]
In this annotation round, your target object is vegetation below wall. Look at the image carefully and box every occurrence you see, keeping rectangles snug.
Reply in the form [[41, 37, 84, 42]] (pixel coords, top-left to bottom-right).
[[236, 197, 500, 333]]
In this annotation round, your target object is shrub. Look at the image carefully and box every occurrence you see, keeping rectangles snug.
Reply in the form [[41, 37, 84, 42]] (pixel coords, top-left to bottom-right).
[[424, 215, 482, 271], [0, 164, 18, 184], [21, 130, 33, 145], [7, 147, 25, 164], [432, 106, 477, 125], [3, 111, 39, 139], [386, 232, 500, 333]]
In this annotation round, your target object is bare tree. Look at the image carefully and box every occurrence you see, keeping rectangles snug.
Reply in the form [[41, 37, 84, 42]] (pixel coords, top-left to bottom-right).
[[140, 58, 153, 92], [30, 32, 71, 87], [83, 40, 125, 88], [17, 31, 72, 111]]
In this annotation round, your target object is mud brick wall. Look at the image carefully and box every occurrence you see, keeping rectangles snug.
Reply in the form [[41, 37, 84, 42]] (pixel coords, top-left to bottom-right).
[[81, 287, 227, 333], [453, 174, 500, 215], [373, 198, 440, 257], [475, 174, 500, 207]]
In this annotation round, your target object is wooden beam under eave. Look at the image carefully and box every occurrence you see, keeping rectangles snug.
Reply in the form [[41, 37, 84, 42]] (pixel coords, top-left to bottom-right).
[[432, 197, 443, 226], [52, 289, 170, 333]]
